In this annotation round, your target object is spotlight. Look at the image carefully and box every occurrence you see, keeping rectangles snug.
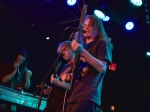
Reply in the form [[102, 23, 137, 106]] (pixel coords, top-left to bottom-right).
[[146, 45, 150, 58], [46, 37, 50, 40], [146, 52, 150, 57], [94, 10, 105, 19], [130, 0, 143, 7], [67, 0, 76, 6], [102, 16, 110, 21], [125, 21, 134, 30]]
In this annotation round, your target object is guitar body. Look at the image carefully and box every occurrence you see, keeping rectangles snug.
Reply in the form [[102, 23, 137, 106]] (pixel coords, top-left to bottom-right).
[[45, 63, 72, 112]]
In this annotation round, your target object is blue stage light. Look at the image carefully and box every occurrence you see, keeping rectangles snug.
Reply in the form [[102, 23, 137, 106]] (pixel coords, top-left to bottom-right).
[[67, 0, 76, 6], [125, 22, 134, 30]]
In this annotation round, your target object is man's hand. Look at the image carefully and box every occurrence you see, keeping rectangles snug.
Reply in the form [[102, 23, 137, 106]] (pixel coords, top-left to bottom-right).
[[61, 73, 72, 83], [43, 86, 52, 95], [13, 62, 20, 70], [71, 39, 84, 54], [51, 74, 60, 85]]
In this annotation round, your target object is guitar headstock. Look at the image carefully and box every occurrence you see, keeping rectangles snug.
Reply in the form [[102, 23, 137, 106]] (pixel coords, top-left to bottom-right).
[[77, 4, 88, 43], [79, 4, 88, 26]]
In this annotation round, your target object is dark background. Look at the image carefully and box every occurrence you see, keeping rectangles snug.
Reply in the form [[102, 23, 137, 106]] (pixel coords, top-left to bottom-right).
[[0, 0, 150, 112]]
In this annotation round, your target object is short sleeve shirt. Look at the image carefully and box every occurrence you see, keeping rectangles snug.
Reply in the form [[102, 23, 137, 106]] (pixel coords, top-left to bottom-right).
[[69, 39, 112, 105]]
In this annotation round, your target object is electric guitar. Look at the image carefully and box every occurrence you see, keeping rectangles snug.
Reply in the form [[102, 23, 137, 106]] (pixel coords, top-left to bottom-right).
[[70, 4, 88, 91]]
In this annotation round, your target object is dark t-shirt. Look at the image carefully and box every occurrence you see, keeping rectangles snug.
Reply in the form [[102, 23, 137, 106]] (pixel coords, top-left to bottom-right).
[[0, 60, 27, 89], [69, 39, 112, 106]]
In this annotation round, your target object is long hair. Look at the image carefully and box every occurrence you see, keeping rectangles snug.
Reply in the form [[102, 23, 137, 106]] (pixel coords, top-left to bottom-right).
[[82, 15, 113, 49], [3, 49, 29, 88], [85, 15, 108, 39]]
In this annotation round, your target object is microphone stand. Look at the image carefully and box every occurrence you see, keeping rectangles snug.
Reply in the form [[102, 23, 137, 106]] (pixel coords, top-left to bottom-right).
[[33, 31, 76, 112], [35, 82, 47, 112]]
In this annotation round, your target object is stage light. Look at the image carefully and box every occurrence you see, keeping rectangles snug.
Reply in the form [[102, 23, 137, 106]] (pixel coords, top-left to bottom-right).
[[67, 0, 76, 6], [146, 45, 150, 58], [146, 52, 150, 56], [94, 10, 105, 19], [46, 37, 49, 40], [125, 21, 134, 30], [102, 16, 110, 21], [130, 0, 143, 7]]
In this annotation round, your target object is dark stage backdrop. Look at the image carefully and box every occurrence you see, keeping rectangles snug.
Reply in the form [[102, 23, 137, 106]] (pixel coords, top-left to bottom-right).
[[0, 0, 150, 112]]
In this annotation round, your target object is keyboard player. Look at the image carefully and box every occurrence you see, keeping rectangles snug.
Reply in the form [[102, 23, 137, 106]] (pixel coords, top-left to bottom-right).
[[0, 49, 32, 112]]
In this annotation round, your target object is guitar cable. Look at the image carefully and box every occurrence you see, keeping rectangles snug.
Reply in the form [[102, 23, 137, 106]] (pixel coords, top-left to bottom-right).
[[62, 89, 69, 112]]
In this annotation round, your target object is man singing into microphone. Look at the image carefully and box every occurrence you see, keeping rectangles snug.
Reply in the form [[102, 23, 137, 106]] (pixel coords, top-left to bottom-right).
[[0, 49, 32, 112], [66, 15, 113, 112]]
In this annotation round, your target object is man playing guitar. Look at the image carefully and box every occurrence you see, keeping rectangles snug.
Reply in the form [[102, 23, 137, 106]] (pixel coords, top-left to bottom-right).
[[43, 40, 75, 112]]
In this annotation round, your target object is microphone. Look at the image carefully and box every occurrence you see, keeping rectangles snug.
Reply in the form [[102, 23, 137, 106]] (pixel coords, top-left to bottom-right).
[[67, 26, 86, 33]]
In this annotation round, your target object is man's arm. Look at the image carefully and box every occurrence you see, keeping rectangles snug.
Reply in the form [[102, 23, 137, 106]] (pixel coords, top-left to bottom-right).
[[51, 74, 70, 90], [80, 49, 107, 73], [71, 40, 107, 73], [2, 69, 17, 83], [1, 61, 20, 83]]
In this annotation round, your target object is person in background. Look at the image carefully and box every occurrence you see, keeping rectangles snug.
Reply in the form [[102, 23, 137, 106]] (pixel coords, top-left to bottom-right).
[[0, 49, 32, 112]]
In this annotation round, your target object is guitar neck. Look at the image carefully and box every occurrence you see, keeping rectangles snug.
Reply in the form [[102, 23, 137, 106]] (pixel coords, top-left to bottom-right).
[[53, 61, 62, 78], [70, 4, 88, 92]]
